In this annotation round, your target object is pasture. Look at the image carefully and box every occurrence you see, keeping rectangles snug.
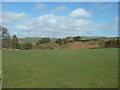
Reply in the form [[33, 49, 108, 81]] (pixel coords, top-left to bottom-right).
[[0, 50, 2, 89], [2, 48, 118, 88]]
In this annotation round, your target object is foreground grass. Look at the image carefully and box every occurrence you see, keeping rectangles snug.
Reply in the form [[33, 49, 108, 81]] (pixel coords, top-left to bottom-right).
[[0, 50, 2, 78], [0, 50, 2, 89], [3, 48, 118, 88]]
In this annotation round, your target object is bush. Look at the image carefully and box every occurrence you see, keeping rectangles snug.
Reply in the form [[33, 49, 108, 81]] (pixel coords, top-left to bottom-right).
[[33, 43, 60, 50], [73, 36, 81, 42], [36, 38, 50, 45], [21, 43, 32, 50], [55, 38, 64, 45], [2, 39, 11, 49], [105, 39, 120, 48]]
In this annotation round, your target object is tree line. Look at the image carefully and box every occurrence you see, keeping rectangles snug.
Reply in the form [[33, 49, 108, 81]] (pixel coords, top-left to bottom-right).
[[105, 39, 120, 48], [0, 26, 32, 50], [2, 34, 32, 50], [1, 26, 120, 50]]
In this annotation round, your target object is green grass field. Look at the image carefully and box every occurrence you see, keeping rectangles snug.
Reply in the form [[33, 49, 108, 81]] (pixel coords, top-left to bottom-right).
[[3, 48, 118, 88], [0, 51, 2, 78], [0, 50, 2, 89]]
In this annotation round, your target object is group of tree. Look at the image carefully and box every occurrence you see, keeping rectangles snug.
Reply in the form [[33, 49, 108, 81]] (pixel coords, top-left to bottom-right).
[[55, 38, 68, 45], [55, 36, 82, 45], [0, 26, 32, 50], [35, 36, 83, 46], [36, 38, 50, 45], [1, 26, 11, 48], [11, 35, 33, 50], [73, 36, 81, 42], [5, 34, 32, 50], [105, 39, 120, 48]]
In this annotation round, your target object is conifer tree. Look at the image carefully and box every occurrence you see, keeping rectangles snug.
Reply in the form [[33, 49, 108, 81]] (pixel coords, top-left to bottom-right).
[[11, 35, 20, 49]]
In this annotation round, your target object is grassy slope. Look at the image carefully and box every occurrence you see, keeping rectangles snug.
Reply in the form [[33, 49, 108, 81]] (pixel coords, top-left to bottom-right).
[[18, 37, 42, 44], [19, 37, 57, 44], [3, 48, 118, 88]]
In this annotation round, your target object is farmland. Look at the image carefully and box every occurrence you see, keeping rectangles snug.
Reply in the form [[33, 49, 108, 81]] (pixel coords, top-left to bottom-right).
[[2, 48, 118, 88]]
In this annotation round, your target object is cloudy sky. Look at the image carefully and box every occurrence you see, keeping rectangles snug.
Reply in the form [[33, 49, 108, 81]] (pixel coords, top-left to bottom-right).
[[1, 2, 118, 38]]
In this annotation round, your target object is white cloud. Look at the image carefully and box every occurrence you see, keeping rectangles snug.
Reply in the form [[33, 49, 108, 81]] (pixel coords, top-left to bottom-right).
[[96, 22, 117, 30], [98, 4, 112, 10], [36, 3, 46, 10], [51, 6, 68, 13], [2, 12, 28, 25], [69, 8, 92, 18], [12, 14, 116, 38], [0, 3, 2, 12], [2, 10, 117, 38]]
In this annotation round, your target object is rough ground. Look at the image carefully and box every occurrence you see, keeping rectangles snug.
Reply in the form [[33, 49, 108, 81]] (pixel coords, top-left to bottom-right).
[[59, 42, 100, 49]]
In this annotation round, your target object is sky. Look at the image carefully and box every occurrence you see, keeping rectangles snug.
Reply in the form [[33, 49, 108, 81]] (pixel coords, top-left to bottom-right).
[[1, 2, 119, 38]]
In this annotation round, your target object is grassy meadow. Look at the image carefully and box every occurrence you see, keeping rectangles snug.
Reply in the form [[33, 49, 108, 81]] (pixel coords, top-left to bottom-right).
[[0, 50, 2, 89], [0, 51, 2, 78], [3, 48, 118, 88]]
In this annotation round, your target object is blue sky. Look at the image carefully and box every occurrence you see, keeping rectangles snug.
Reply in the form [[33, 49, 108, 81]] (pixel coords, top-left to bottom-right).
[[1, 2, 118, 38]]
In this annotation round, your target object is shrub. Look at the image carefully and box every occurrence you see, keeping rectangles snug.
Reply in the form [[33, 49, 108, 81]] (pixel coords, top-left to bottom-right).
[[105, 39, 120, 48], [55, 38, 64, 45], [21, 43, 32, 50], [36, 38, 50, 45], [33, 43, 60, 50], [73, 36, 81, 42]]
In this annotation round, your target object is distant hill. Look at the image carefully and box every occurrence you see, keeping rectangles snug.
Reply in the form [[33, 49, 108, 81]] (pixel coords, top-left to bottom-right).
[[80, 36, 106, 40], [59, 42, 99, 49], [19, 37, 42, 44]]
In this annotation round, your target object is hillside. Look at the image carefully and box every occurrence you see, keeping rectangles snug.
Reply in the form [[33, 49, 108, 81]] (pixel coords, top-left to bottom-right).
[[18, 37, 42, 44], [18, 36, 120, 45], [59, 42, 99, 49], [18, 36, 104, 44], [18, 37, 58, 44]]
